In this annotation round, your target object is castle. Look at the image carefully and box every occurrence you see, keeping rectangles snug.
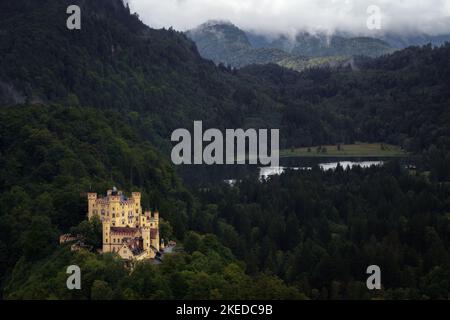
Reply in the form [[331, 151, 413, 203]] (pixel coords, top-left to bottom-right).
[[87, 188, 162, 261]]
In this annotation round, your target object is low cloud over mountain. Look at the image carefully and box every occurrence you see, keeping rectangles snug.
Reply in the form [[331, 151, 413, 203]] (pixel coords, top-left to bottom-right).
[[128, 0, 450, 36]]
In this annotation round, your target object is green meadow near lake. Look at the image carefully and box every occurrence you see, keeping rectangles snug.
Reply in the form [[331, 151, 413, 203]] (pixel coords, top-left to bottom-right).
[[281, 143, 408, 158]]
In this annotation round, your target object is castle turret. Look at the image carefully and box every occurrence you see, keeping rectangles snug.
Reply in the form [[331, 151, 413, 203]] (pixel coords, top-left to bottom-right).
[[132, 192, 142, 215], [87, 193, 97, 220], [132, 192, 141, 203], [151, 210, 160, 252]]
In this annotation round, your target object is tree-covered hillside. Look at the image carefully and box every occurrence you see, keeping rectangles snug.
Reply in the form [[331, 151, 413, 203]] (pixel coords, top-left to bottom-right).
[[0, 104, 306, 299], [240, 45, 450, 153], [195, 164, 450, 299], [0, 0, 449, 300], [1, 0, 449, 154]]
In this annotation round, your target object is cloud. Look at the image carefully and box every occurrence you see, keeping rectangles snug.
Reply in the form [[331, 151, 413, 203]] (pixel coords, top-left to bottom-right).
[[127, 0, 450, 35]]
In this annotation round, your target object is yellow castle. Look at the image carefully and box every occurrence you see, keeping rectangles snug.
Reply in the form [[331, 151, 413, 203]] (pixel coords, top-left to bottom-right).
[[87, 187, 161, 261]]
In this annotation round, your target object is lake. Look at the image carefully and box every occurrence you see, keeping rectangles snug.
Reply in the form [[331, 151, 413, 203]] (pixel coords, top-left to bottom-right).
[[259, 160, 384, 180], [178, 156, 408, 187]]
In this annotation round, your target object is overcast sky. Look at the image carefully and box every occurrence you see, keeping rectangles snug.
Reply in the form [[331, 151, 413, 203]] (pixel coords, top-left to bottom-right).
[[126, 0, 450, 36]]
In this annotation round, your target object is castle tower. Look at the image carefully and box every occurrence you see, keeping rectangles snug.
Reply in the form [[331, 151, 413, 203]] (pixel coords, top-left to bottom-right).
[[154, 210, 159, 228], [151, 210, 160, 252], [87, 193, 98, 220], [142, 225, 151, 253], [132, 192, 142, 216], [102, 218, 111, 253]]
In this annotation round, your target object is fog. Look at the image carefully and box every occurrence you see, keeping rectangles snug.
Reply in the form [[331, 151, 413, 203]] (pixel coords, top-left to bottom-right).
[[126, 0, 450, 36]]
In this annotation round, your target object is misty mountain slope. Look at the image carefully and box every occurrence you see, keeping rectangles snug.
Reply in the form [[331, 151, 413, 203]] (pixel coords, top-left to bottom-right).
[[290, 34, 394, 57], [186, 21, 292, 68], [249, 31, 394, 58], [187, 21, 394, 70], [185, 21, 252, 63], [381, 33, 450, 49]]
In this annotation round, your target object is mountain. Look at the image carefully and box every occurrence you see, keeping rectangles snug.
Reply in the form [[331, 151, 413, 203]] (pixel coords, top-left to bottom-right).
[[187, 21, 394, 70], [247, 31, 394, 58], [249, 30, 450, 52], [380, 33, 450, 49], [186, 21, 291, 68], [185, 20, 252, 59]]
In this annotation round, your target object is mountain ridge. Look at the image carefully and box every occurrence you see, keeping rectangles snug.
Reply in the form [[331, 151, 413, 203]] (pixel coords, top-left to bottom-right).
[[186, 20, 394, 71], [187, 20, 450, 72]]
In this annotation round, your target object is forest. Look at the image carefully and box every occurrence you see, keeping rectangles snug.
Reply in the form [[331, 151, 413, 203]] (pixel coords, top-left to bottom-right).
[[0, 0, 449, 299]]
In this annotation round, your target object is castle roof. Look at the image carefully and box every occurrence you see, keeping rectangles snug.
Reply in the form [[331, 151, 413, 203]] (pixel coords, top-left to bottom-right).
[[110, 227, 140, 235]]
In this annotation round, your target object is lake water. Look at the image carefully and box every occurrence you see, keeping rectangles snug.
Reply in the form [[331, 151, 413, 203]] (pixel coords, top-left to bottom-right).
[[179, 157, 400, 187], [259, 160, 384, 180]]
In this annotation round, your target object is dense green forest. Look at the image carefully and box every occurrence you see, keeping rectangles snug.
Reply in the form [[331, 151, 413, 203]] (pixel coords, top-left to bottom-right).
[[0, 0, 449, 299], [195, 165, 450, 299], [0, 104, 304, 299]]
